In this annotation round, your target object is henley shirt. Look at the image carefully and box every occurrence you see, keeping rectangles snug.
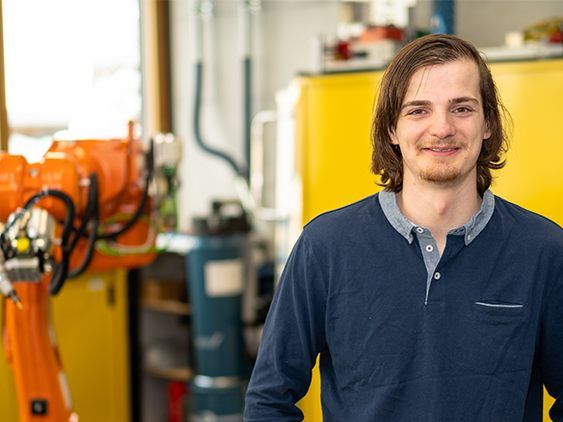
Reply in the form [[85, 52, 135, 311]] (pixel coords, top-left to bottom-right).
[[244, 192, 563, 422]]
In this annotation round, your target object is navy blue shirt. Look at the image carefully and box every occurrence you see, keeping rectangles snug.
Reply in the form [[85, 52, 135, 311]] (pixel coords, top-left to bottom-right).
[[244, 193, 563, 421]]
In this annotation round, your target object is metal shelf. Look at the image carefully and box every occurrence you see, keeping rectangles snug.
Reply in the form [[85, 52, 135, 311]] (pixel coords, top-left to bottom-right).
[[144, 365, 193, 382], [141, 298, 190, 316]]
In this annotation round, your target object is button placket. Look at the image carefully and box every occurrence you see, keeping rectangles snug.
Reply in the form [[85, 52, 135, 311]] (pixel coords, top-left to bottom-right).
[[413, 229, 441, 304]]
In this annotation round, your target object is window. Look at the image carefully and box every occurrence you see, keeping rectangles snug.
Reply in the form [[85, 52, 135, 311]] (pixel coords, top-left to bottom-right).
[[3, 0, 141, 160]]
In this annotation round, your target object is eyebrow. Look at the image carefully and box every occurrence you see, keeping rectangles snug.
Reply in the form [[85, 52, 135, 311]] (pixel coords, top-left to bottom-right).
[[401, 100, 430, 110], [401, 97, 480, 110], [450, 96, 480, 105]]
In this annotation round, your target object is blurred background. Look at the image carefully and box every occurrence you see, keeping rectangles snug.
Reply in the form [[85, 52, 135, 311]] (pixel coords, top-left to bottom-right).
[[0, 0, 561, 421]]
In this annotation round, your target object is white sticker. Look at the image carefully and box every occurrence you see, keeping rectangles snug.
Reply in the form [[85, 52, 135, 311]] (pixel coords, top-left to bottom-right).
[[204, 259, 244, 297], [195, 332, 225, 350], [87, 278, 104, 292]]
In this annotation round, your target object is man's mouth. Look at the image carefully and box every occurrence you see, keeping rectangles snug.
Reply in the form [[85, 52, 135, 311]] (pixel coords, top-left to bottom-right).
[[428, 147, 457, 152], [421, 145, 461, 155]]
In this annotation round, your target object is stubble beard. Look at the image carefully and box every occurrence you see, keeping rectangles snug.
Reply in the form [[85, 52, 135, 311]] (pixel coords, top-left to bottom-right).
[[419, 160, 461, 184]]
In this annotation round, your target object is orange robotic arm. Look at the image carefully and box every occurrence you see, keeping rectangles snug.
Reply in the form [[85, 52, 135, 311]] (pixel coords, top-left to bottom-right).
[[0, 123, 166, 421], [0, 122, 156, 275]]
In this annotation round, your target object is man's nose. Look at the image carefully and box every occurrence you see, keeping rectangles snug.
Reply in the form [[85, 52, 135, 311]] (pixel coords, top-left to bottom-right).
[[429, 111, 455, 139]]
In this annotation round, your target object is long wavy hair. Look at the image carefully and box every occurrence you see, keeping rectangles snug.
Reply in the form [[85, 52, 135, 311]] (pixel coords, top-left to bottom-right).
[[371, 34, 510, 195]]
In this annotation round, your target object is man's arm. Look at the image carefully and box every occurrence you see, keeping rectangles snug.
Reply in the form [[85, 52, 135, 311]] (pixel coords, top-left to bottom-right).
[[541, 269, 563, 421], [244, 233, 327, 421]]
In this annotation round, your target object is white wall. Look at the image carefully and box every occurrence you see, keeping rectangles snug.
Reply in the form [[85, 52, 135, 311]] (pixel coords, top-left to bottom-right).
[[170, 0, 340, 230]]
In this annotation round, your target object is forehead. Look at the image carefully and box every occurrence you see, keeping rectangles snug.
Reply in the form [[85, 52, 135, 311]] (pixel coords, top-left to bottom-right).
[[403, 59, 481, 103]]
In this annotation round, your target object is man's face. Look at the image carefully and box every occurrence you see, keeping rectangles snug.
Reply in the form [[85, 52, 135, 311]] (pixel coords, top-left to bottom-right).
[[389, 59, 491, 189]]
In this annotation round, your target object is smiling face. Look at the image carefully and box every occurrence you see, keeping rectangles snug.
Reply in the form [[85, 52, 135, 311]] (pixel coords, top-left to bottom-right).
[[389, 59, 491, 190]]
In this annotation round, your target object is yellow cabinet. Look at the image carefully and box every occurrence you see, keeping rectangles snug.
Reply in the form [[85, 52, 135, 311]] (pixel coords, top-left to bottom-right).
[[0, 270, 131, 421]]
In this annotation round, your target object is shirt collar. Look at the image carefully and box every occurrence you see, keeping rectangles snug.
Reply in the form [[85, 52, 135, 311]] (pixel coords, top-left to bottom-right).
[[378, 189, 495, 246]]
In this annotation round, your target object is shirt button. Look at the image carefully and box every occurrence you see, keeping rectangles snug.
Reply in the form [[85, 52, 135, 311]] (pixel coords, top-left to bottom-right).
[[467, 234, 472, 241], [434, 272, 441, 280], [425, 244, 434, 252], [416, 227, 424, 234]]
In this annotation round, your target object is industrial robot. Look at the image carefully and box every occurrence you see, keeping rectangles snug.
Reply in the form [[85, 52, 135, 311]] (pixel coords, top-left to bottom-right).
[[0, 122, 178, 421]]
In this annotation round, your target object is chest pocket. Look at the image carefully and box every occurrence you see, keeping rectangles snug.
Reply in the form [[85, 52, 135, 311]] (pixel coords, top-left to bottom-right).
[[468, 300, 527, 374]]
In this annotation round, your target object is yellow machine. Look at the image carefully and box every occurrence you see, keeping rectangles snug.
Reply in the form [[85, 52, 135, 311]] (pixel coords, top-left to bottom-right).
[[293, 58, 563, 420]]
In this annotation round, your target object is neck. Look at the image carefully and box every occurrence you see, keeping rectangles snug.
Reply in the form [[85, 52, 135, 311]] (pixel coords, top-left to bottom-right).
[[397, 177, 482, 254]]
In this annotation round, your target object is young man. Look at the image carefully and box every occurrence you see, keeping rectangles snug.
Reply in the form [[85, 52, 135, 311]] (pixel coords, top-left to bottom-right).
[[244, 35, 563, 421]]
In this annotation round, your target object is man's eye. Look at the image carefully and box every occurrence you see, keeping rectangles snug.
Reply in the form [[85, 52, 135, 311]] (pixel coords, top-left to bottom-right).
[[453, 106, 473, 113], [406, 109, 426, 116]]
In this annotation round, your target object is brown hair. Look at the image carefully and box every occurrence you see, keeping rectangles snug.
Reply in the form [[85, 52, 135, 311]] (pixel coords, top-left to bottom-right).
[[371, 34, 510, 195]]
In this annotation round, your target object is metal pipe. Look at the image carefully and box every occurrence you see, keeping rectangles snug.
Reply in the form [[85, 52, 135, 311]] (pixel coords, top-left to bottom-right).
[[243, 54, 251, 183], [241, 0, 260, 184], [0, 0, 9, 151], [193, 1, 246, 179]]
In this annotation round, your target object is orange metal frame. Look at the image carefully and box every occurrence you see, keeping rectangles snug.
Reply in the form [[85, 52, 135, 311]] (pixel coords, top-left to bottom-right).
[[3, 276, 76, 421]]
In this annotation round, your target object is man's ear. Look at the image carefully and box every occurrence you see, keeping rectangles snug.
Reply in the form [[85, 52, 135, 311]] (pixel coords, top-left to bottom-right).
[[483, 121, 491, 140], [388, 128, 399, 145]]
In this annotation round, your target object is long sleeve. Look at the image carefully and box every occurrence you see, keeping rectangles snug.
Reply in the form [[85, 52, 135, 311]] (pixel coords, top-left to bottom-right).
[[244, 233, 327, 421], [541, 269, 563, 421]]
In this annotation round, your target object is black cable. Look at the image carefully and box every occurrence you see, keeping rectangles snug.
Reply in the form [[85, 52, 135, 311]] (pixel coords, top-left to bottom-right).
[[95, 141, 153, 241], [68, 216, 98, 278], [24, 189, 75, 295], [68, 174, 100, 278], [69, 174, 97, 250], [23, 190, 76, 247]]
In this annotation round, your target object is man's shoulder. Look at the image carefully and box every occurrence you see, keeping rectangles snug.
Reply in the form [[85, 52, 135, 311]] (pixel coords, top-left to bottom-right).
[[494, 195, 563, 245], [303, 193, 383, 241]]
